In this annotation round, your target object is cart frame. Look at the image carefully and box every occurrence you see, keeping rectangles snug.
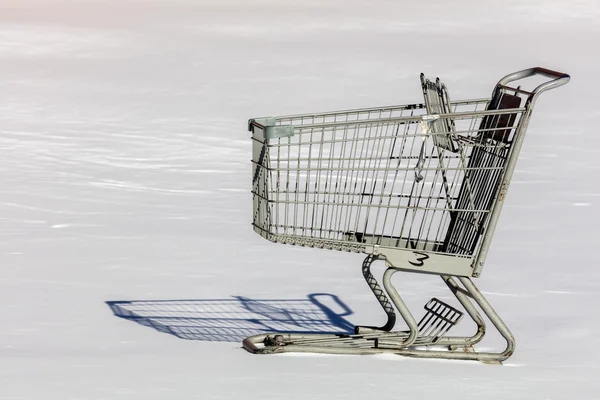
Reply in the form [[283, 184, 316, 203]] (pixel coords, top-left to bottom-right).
[[245, 67, 570, 362]]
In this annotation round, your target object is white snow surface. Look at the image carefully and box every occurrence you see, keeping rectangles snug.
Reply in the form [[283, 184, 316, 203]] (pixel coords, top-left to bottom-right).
[[1, 0, 599, 398]]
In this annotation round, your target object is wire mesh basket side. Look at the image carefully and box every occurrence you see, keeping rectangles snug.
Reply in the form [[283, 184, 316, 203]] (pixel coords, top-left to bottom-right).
[[251, 99, 526, 261]]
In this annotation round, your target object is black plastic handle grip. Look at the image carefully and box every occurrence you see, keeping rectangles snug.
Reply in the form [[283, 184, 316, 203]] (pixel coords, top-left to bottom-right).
[[533, 67, 570, 79], [497, 67, 570, 99]]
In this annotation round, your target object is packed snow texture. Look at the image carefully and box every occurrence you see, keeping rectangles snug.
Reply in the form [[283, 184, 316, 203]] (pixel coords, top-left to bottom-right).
[[0, 0, 599, 399]]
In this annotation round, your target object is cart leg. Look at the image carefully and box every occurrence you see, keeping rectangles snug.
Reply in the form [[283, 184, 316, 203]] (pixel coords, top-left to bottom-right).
[[354, 255, 396, 334], [356, 265, 482, 347], [390, 276, 515, 363], [380, 267, 419, 346], [458, 277, 515, 360], [439, 275, 486, 348], [362, 274, 485, 349]]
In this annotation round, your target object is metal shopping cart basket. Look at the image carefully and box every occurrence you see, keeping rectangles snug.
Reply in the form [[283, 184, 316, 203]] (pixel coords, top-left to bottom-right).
[[245, 67, 570, 362]]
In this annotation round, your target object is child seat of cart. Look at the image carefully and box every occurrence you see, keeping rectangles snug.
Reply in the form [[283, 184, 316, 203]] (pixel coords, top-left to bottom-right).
[[421, 74, 523, 256]]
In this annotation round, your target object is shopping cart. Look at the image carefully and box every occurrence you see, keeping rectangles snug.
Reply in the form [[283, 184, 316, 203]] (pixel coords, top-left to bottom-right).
[[245, 67, 569, 362]]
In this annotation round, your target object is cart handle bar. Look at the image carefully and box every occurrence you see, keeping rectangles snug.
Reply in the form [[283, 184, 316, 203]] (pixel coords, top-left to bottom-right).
[[497, 67, 570, 99]]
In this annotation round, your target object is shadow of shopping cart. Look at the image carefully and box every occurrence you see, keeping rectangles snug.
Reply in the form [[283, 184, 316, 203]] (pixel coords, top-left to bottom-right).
[[107, 293, 354, 342]]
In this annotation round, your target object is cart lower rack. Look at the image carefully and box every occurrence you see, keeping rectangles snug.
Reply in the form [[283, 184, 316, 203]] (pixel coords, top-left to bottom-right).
[[246, 67, 569, 363]]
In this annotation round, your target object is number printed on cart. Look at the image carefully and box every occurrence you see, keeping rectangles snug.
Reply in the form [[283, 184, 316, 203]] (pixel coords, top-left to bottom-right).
[[409, 252, 429, 267]]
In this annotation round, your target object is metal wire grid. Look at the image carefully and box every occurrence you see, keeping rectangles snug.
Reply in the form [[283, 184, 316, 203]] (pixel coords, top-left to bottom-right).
[[417, 298, 464, 342], [252, 98, 525, 257], [373, 298, 464, 348]]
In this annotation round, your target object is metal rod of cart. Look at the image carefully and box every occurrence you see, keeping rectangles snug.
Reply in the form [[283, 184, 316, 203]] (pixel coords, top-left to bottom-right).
[[246, 67, 570, 363]]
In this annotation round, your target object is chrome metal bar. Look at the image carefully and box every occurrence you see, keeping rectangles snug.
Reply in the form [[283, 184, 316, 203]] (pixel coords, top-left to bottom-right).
[[354, 256, 396, 333]]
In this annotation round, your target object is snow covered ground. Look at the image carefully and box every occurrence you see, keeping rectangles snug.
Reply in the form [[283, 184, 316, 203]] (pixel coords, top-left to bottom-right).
[[1, 0, 599, 398]]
